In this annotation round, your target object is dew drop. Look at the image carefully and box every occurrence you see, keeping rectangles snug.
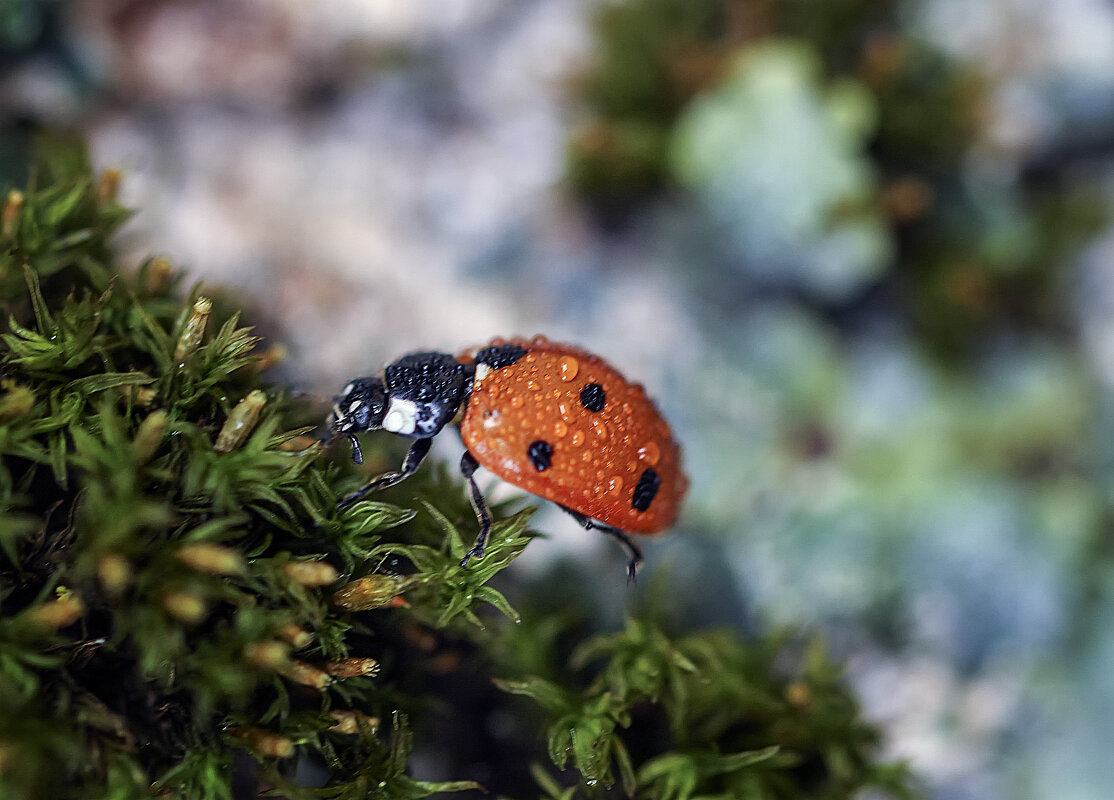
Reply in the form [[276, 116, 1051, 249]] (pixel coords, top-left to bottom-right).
[[526, 378, 541, 392], [554, 420, 568, 438], [638, 441, 661, 465], [608, 475, 624, 495], [558, 355, 580, 382], [510, 395, 524, 408], [591, 418, 609, 440], [570, 430, 585, 447]]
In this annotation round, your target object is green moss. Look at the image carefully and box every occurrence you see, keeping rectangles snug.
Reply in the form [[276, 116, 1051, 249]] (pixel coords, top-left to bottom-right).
[[0, 137, 914, 799]]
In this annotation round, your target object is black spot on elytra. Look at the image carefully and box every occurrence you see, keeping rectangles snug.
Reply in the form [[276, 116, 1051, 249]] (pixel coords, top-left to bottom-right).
[[632, 468, 660, 512], [580, 382, 606, 412], [527, 440, 553, 471], [475, 343, 528, 369]]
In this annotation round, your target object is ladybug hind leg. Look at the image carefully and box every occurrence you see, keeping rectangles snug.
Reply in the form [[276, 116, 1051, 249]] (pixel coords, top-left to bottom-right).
[[337, 438, 432, 509], [561, 507, 642, 584], [459, 450, 492, 568]]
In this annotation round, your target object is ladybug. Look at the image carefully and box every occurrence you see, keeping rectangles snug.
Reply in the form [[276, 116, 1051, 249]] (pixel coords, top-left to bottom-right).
[[327, 336, 687, 579]]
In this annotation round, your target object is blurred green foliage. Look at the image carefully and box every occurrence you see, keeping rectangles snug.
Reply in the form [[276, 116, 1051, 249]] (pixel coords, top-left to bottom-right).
[[0, 0, 56, 51], [0, 138, 915, 798], [569, 0, 1107, 358]]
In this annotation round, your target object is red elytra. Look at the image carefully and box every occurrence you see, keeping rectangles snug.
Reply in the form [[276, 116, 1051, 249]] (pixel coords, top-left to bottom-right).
[[458, 336, 686, 534]]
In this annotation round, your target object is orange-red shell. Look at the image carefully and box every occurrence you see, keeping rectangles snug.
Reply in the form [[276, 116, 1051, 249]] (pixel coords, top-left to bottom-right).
[[458, 337, 687, 534]]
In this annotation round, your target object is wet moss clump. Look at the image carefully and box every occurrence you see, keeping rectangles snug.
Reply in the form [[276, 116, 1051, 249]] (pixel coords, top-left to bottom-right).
[[0, 139, 915, 799]]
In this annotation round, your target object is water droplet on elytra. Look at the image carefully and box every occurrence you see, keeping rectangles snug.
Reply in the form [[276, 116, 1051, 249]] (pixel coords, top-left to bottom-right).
[[638, 441, 661, 465], [558, 355, 580, 382]]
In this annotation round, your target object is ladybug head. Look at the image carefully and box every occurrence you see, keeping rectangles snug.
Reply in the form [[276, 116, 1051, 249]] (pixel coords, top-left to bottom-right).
[[329, 378, 388, 464]]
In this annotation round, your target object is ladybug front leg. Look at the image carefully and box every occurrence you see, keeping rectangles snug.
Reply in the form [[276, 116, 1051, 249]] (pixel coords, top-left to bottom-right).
[[337, 438, 432, 509], [561, 507, 643, 584], [459, 450, 492, 568]]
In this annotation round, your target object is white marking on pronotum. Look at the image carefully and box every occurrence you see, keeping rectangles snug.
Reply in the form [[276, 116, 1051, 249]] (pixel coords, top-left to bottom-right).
[[343, 382, 355, 395], [348, 400, 362, 413], [382, 398, 418, 435], [474, 363, 491, 384]]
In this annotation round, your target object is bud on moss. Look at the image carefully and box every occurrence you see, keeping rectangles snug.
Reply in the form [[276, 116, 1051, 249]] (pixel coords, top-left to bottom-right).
[[0, 383, 34, 422], [132, 410, 169, 464], [228, 726, 295, 759], [286, 661, 331, 690], [785, 682, 812, 708], [324, 657, 380, 679], [214, 390, 267, 453], [282, 560, 339, 587], [256, 344, 286, 372], [331, 575, 407, 611], [96, 168, 122, 203], [119, 385, 158, 407], [174, 296, 212, 362], [2, 190, 22, 239], [97, 554, 132, 596], [279, 435, 323, 455], [276, 623, 314, 649], [162, 591, 208, 625], [328, 711, 379, 735], [143, 256, 173, 295], [175, 543, 244, 576], [23, 593, 85, 630], [0, 740, 15, 774], [244, 640, 292, 670]]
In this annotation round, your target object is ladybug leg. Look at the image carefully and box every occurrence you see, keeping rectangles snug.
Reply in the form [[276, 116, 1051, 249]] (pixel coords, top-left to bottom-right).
[[560, 507, 642, 584], [337, 438, 432, 509], [459, 450, 492, 567]]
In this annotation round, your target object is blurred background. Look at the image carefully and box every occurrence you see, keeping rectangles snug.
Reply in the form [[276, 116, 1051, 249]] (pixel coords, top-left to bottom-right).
[[3, 1, 1114, 798]]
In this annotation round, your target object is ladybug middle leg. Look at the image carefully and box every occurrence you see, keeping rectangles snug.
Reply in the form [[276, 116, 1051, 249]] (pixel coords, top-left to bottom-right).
[[459, 450, 492, 567], [337, 438, 432, 509], [560, 507, 642, 583]]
